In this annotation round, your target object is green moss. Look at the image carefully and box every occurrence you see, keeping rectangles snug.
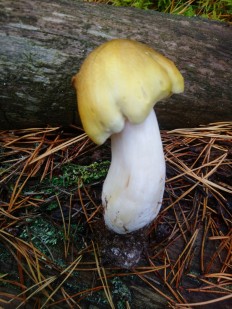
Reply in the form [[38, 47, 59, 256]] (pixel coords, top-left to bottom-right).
[[45, 161, 110, 189], [0, 244, 11, 262], [61, 161, 110, 185], [111, 277, 132, 308], [19, 217, 64, 250]]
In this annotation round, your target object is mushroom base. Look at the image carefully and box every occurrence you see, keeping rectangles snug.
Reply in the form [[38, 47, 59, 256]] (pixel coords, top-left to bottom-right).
[[102, 109, 165, 234], [93, 220, 147, 269]]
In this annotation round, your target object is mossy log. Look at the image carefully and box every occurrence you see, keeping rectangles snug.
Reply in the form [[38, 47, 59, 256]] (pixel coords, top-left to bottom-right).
[[0, 0, 231, 130]]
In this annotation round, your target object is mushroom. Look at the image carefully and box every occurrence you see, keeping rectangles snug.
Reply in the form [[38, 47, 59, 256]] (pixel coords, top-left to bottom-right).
[[72, 39, 184, 234]]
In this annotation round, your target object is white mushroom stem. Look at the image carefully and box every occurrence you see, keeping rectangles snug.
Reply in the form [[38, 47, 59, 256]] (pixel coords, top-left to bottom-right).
[[102, 109, 166, 234]]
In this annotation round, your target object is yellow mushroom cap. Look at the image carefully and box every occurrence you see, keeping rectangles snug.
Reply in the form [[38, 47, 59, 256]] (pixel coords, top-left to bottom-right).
[[72, 39, 184, 145]]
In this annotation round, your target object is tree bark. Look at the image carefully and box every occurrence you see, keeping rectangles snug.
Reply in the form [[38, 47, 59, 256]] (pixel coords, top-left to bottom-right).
[[0, 0, 231, 130]]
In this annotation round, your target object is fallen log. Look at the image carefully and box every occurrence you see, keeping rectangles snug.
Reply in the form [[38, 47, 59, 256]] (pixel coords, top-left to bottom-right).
[[0, 0, 231, 129]]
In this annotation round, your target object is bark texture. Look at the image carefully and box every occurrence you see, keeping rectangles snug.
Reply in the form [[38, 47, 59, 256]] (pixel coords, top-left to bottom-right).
[[0, 0, 231, 130]]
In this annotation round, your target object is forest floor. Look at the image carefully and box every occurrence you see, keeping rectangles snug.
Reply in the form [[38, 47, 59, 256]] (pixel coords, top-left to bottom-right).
[[0, 122, 231, 308]]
